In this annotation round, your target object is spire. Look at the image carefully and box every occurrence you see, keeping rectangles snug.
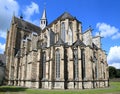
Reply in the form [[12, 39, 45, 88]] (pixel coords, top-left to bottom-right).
[[40, 8, 48, 30], [41, 8, 46, 19]]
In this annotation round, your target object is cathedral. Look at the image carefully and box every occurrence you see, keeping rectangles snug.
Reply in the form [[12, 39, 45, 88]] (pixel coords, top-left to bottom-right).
[[5, 9, 109, 89]]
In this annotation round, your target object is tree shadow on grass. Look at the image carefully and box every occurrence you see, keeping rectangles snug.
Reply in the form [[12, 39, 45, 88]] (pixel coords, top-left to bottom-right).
[[0, 86, 28, 92]]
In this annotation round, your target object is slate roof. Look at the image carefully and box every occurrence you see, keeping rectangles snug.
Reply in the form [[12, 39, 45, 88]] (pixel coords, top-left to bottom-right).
[[72, 39, 86, 48], [43, 12, 81, 31], [12, 16, 41, 34], [59, 12, 75, 20]]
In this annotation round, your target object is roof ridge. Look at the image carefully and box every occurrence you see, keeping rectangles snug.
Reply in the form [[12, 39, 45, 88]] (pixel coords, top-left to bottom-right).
[[12, 16, 41, 34], [13, 16, 40, 28], [44, 12, 81, 29]]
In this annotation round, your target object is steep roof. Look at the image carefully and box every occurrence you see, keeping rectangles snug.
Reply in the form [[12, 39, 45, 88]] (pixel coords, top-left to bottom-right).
[[41, 8, 47, 20], [43, 12, 81, 31], [72, 39, 86, 48], [59, 12, 75, 20], [54, 37, 67, 46], [12, 16, 41, 34]]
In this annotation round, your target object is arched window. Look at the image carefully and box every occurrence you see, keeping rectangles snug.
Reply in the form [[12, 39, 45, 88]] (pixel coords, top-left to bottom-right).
[[93, 51, 98, 79], [81, 49, 85, 80], [61, 22, 66, 42], [73, 48, 78, 80], [27, 39, 31, 52], [68, 22, 73, 45], [42, 52, 46, 79], [55, 49, 60, 80], [95, 65, 97, 79]]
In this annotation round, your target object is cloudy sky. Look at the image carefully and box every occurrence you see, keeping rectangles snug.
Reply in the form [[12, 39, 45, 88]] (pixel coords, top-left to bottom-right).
[[0, 0, 120, 69]]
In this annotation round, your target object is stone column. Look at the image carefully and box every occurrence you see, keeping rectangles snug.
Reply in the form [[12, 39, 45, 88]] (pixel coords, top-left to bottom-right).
[[78, 47, 82, 89], [46, 49, 49, 80], [84, 47, 93, 88], [60, 46, 64, 81], [48, 47, 54, 89], [67, 47, 74, 89]]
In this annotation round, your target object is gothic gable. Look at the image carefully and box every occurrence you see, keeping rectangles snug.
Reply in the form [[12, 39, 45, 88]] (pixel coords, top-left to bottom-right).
[[72, 39, 85, 48], [54, 37, 66, 46], [92, 43, 98, 50], [44, 12, 81, 29]]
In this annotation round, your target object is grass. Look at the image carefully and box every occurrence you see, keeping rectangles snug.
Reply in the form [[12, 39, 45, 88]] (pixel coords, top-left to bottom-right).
[[0, 82, 120, 94]]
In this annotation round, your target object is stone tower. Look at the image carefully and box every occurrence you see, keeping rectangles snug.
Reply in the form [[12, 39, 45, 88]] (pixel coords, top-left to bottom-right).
[[40, 8, 47, 30]]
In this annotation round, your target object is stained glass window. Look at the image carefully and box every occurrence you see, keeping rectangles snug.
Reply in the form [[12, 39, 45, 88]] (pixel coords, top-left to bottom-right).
[[81, 49, 85, 80], [55, 49, 60, 79], [61, 22, 65, 42], [68, 22, 73, 45], [73, 49, 78, 80]]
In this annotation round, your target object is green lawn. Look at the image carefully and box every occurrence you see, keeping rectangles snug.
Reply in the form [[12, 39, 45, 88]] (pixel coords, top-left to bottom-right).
[[0, 82, 120, 94]]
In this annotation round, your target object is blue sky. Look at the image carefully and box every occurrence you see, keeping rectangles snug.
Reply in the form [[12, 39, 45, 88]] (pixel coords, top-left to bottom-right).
[[0, 0, 120, 68]]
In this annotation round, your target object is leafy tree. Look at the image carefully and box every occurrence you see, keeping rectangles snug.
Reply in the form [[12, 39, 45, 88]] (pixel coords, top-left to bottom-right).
[[109, 66, 117, 79], [0, 60, 3, 66], [116, 69, 120, 78]]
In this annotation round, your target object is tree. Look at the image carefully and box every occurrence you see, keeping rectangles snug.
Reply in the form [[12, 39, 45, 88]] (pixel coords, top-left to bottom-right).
[[116, 69, 120, 78], [109, 66, 117, 79]]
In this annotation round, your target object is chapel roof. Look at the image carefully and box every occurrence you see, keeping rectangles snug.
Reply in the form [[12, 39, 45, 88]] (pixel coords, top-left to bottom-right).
[[12, 16, 41, 34], [42, 12, 81, 31]]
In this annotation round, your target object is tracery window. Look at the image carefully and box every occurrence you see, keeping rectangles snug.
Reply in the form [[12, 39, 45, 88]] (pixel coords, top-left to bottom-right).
[[68, 22, 73, 45], [55, 49, 60, 80], [93, 51, 98, 79], [43, 34, 47, 47], [32, 36, 37, 50], [95, 66, 97, 79], [42, 52, 46, 79], [27, 39, 31, 52], [61, 22, 66, 42], [73, 48, 78, 80], [81, 49, 85, 80], [55, 24, 58, 42], [22, 41, 26, 55]]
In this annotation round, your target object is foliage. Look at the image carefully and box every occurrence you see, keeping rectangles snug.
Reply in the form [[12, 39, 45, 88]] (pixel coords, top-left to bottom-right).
[[109, 66, 120, 78], [116, 69, 120, 78], [0, 82, 120, 94], [109, 66, 117, 78]]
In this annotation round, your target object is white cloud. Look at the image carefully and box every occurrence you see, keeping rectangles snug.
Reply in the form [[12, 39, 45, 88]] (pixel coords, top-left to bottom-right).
[[112, 32, 120, 39], [109, 63, 120, 69], [23, 2, 39, 20], [96, 23, 118, 38], [0, 0, 19, 39], [0, 43, 5, 53], [0, 31, 7, 39], [107, 46, 120, 69]]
